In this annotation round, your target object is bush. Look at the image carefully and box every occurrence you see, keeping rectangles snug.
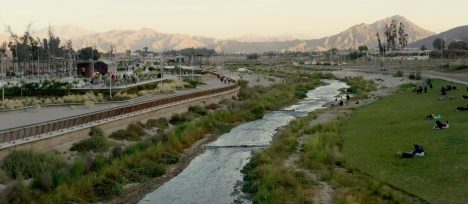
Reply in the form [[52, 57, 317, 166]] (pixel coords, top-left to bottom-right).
[[160, 152, 180, 165], [5, 178, 33, 204], [130, 160, 166, 178], [93, 176, 123, 201], [0, 169, 11, 184], [70, 127, 110, 152], [169, 113, 188, 125], [109, 129, 140, 141], [393, 70, 404, 77], [188, 105, 208, 116], [111, 145, 124, 158], [2, 150, 67, 179], [345, 76, 377, 99], [250, 105, 265, 119], [183, 78, 199, 88], [146, 118, 169, 129], [70, 158, 86, 178], [205, 103, 220, 110], [127, 122, 146, 136]]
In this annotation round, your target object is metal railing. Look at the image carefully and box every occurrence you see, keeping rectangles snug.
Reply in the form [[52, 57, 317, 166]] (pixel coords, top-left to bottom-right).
[[0, 72, 238, 144]]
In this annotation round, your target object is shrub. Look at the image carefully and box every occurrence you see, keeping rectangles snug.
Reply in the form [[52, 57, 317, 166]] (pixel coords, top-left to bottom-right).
[[183, 78, 199, 88], [111, 145, 124, 158], [146, 118, 169, 129], [70, 158, 86, 178], [169, 113, 187, 125], [93, 176, 123, 201], [70, 127, 110, 152], [188, 105, 208, 116], [130, 160, 166, 178], [0, 169, 11, 184], [5, 178, 33, 204], [109, 129, 140, 141], [84, 100, 95, 109], [160, 152, 180, 165], [127, 122, 146, 136], [205, 103, 220, 110], [2, 150, 67, 179], [408, 71, 422, 80], [91, 155, 108, 172], [393, 70, 404, 77], [250, 105, 265, 119]]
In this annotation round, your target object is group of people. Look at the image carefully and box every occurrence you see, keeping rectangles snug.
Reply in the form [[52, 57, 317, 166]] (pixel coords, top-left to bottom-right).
[[433, 120, 450, 130], [414, 79, 433, 95], [335, 94, 354, 106]]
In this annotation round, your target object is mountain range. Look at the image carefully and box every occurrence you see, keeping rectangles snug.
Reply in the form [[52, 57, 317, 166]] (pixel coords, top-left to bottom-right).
[[409, 25, 468, 49], [2, 15, 464, 53]]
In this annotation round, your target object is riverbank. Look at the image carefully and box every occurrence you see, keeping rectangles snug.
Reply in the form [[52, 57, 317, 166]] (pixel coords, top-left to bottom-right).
[[139, 79, 347, 204], [241, 71, 428, 203]]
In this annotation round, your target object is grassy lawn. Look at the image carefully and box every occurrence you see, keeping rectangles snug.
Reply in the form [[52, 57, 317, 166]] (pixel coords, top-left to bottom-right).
[[341, 80, 468, 204]]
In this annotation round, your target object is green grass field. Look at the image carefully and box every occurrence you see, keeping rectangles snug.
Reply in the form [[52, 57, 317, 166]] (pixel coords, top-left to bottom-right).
[[341, 80, 468, 203]]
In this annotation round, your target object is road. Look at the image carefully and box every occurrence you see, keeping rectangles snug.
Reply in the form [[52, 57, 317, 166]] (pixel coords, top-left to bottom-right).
[[0, 76, 229, 130]]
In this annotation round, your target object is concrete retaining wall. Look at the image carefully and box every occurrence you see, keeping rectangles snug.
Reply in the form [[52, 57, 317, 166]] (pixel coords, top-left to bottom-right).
[[0, 90, 238, 160]]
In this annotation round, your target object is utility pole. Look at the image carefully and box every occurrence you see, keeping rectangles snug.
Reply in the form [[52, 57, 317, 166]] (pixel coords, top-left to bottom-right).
[[1, 55, 4, 105]]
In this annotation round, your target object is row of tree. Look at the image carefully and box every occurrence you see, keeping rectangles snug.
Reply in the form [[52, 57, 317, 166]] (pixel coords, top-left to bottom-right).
[[432, 38, 468, 50], [0, 25, 101, 62], [376, 20, 409, 55]]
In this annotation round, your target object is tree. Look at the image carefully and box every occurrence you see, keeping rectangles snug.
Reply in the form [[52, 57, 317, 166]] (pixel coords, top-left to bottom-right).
[[376, 33, 384, 55], [358, 45, 368, 52], [398, 22, 408, 49], [448, 41, 468, 50], [432, 38, 446, 50], [384, 20, 398, 51], [246, 53, 259, 60], [77, 47, 101, 60], [420, 45, 427, 51]]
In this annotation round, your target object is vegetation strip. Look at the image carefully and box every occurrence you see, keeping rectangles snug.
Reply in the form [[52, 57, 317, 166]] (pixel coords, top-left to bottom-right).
[[241, 77, 427, 204], [0, 74, 325, 204]]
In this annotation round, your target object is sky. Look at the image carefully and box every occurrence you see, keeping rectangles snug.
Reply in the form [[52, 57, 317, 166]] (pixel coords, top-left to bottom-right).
[[0, 0, 467, 39]]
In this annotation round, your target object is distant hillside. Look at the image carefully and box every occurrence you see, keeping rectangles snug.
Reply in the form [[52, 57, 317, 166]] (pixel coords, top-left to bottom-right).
[[71, 28, 218, 52], [211, 15, 434, 53], [409, 26, 468, 49], [0, 15, 436, 53]]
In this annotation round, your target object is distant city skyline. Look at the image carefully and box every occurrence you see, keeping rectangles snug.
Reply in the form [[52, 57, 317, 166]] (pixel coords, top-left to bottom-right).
[[1, 0, 467, 39]]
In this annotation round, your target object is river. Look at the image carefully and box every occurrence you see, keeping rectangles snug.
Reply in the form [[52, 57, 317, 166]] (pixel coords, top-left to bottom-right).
[[140, 80, 348, 204]]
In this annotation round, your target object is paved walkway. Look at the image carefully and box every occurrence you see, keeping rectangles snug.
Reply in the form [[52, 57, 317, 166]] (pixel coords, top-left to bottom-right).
[[0, 76, 230, 130]]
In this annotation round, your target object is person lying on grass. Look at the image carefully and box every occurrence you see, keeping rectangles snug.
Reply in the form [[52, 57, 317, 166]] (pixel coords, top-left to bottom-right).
[[433, 120, 449, 130], [401, 144, 425, 158], [425, 113, 442, 120]]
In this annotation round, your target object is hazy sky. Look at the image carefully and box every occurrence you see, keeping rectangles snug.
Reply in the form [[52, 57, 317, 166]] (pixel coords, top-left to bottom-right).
[[1, 0, 467, 38]]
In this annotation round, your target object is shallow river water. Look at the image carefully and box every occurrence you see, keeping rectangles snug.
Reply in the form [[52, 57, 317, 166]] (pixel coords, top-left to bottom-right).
[[140, 80, 348, 204]]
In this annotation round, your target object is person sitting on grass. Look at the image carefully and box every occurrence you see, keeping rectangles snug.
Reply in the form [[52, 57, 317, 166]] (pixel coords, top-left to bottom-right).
[[401, 144, 425, 158], [457, 104, 468, 111], [433, 120, 449, 130]]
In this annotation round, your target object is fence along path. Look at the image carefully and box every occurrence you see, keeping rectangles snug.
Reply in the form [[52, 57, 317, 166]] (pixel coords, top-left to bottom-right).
[[0, 72, 238, 144]]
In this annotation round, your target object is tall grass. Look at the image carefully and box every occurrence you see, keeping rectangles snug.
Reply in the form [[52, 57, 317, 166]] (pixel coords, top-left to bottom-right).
[[344, 76, 377, 99], [2, 74, 324, 203]]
